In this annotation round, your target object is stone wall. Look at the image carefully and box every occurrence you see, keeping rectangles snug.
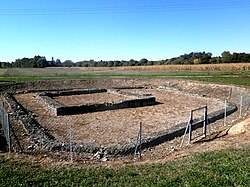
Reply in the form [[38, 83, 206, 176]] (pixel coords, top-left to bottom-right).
[[4, 93, 56, 148], [37, 88, 156, 116], [4, 89, 237, 156]]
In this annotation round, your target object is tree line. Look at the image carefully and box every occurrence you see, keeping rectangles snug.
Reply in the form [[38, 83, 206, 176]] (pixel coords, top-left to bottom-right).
[[0, 56, 74, 68], [0, 51, 250, 68]]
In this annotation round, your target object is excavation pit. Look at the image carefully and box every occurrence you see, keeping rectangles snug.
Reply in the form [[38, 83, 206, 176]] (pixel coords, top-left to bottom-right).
[[12, 87, 229, 150]]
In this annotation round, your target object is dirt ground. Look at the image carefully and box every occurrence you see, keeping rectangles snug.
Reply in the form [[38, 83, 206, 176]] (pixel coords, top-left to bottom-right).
[[14, 88, 224, 145], [139, 114, 250, 166], [2, 113, 250, 169], [54, 92, 130, 106], [1, 78, 250, 167]]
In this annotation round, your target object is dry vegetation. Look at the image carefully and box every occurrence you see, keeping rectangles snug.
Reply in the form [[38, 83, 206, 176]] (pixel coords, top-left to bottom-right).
[[79, 63, 250, 71]]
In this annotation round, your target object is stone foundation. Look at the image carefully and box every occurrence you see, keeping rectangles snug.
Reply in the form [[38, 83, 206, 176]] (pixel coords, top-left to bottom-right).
[[37, 88, 156, 116], [4, 87, 237, 156]]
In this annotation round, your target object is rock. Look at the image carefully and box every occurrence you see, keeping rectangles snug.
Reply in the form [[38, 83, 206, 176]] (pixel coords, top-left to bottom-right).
[[27, 145, 35, 150], [101, 157, 108, 162], [92, 151, 102, 159], [228, 118, 250, 135]]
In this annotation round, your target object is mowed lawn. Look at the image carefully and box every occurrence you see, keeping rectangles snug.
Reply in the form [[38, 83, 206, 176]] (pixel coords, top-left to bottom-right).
[[0, 147, 250, 186]]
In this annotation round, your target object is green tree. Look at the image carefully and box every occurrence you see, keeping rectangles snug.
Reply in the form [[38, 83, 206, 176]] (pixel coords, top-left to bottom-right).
[[55, 59, 62, 67], [139, 58, 148, 66], [128, 59, 136, 66], [36, 57, 48, 68], [62, 60, 75, 67], [0, 61, 11, 68], [221, 51, 233, 63]]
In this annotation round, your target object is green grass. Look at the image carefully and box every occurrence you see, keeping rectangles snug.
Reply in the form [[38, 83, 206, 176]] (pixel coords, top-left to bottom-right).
[[1, 147, 250, 186], [0, 74, 249, 87], [188, 76, 250, 86], [0, 68, 250, 87]]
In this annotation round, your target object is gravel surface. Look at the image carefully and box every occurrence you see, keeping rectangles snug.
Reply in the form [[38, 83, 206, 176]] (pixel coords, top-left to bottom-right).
[[53, 92, 129, 106], [3, 78, 250, 165], [14, 88, 224, 145]]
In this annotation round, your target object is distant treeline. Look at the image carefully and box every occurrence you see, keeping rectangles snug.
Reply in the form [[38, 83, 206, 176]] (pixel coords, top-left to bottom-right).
[[1, 51, 250, 68], [0, 56, 73, 68]]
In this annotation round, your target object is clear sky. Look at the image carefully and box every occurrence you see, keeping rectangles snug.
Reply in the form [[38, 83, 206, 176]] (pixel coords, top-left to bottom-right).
[[1, 0, 250, 62]]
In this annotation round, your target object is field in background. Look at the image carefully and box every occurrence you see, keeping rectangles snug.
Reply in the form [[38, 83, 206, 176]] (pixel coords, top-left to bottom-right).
[[79, 63, 250, 71], [0, 63, 249, 86]]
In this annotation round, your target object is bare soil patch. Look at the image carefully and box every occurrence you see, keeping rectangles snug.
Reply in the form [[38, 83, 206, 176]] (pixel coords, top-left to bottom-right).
[[138, 114, 250, 166], [2, 78, 250, 167], [14, 88, 224, 145], [53, 92, 129, 106]]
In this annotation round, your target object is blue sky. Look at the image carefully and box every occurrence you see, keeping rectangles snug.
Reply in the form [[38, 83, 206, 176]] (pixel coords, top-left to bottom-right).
[[1, 0, 250, 62]]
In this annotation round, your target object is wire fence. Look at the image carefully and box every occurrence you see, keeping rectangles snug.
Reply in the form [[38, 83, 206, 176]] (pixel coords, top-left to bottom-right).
[[3, 86, 250, 162], [234, 89, 250, 115], [60, 90, 250, 161], [223, 88, 250, 125], [0, 102, 11, 152], [62, 121, 144, 161], [180, 106, 208, 147], [237, 94, 250, 118]]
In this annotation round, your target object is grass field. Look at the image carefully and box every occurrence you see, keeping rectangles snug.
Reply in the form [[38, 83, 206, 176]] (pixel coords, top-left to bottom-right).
[[0, 64, 250, 86], [0, 64, 250, 186], [1, 147, 250, 186]]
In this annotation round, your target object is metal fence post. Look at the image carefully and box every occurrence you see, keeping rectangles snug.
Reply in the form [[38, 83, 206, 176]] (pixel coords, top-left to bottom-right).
[[181, 106, 207, 146], [188, 110, 193, 144], [224, 100, 227, 126], [5, 113, 11, 152], [239, 96, 243, 118], [134, 122, 142, 160], [180, 113, 191, 147], [139, 122, 142, 159], [228, 87, 232, 100], [0, 102, 11, 152], [69, 120, 73, 162], [203, 106, 207, 137]]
